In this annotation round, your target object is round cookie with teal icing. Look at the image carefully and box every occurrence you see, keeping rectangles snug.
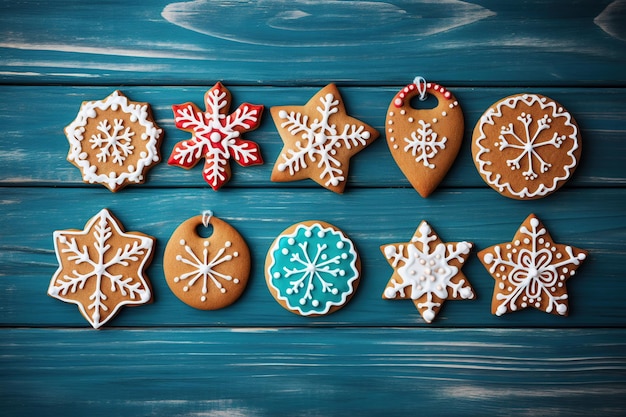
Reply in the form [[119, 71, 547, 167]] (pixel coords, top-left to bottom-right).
[[265, 221, 361, 316]]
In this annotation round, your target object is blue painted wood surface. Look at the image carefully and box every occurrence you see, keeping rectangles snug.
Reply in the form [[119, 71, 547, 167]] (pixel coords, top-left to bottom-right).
[[1, 0, 625, 415]]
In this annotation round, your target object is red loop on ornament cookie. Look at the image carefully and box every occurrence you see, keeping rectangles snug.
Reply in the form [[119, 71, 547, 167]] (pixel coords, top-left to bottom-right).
[[393, 82, 453, 108]]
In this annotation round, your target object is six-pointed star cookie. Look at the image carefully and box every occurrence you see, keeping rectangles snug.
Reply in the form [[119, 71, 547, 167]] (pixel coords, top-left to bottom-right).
[[48, 209, 155, 329], [478, 214, 587, 317], [381, 220, 474, 323], [270, 83, 379, 193]]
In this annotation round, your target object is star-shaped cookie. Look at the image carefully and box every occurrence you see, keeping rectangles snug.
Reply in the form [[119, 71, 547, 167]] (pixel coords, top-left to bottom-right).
[[270, 83, 379, 193], [381, 220, 474, 323], [478, 214, 587, 316], [48, 209, 155, 329]]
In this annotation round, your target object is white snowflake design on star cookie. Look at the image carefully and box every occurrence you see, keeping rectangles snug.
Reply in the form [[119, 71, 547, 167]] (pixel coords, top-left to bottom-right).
[[65, 90, 163, 192], [271, 84, 379, 193], [48, 209, 154, 329], [381, 220, 474, 323], [266, 221, 360, 316], [472, 93, 581, 200], [478, 214, 587, 316]]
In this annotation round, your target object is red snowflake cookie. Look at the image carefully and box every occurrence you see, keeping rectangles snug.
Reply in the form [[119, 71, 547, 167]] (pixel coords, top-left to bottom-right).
[[169, 82, 264, 190]]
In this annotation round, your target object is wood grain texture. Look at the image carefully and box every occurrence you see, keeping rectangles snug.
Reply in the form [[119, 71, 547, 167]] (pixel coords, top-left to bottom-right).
[[1, 1, 625, 86], [1, 328, 625, 417], [0, 0, 625, 415]]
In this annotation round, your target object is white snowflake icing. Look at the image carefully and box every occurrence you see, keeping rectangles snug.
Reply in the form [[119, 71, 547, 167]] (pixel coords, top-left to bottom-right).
[[173, 239, 240, 302], [48, 209, 153, 329], [276, 92, 373, 187], [473, 94, 579, 198], [383, 222, 472, 323], [89, 118, 135, 165], [497, 112, 567, 180], [403, 120, 447, 168], [482, 217, 587, 316]]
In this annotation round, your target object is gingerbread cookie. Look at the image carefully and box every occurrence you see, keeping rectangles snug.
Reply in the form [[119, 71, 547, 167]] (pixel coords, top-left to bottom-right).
[[169, 82, 264, 190], [381, 220, 474, 323], [386, 78, 464, 197], [65, 91, 163, 192], [472, 93, 581, 199], [48, 209, 155, 329], [265, 221, 361, 316], [270, 84, 379, 193], [163, 212, 250, 310], [478, 214, 587, 316]]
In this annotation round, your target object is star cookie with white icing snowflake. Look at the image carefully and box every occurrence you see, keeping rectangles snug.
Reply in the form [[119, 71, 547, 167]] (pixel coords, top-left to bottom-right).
[[381, 220, 474, 323], [265, 221, 361, 316], [478, 214, 587, 317], [169, 82, 264, 190], [472, 93, 581, 200], [163, 213, 250, 310], [48, 209, 155, 329], [65, 91, 163, 192], [386, 78, 464, 197], [270, 84, 379, 193]]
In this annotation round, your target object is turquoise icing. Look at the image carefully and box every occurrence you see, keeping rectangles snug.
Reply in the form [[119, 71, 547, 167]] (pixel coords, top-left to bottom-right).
[[268, 223, 359, 316]]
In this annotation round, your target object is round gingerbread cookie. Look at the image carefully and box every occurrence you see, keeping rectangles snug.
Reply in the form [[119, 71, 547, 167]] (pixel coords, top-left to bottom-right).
[[386, 79, 464, 197], [163, 214, 250, 310], [265, 221, 361, 317], [472, 93, 581, 200], [64, 90, 163, 192]]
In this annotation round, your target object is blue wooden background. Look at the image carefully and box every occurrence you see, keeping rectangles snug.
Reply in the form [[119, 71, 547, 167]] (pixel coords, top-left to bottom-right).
[[1, 0, 626, 415]]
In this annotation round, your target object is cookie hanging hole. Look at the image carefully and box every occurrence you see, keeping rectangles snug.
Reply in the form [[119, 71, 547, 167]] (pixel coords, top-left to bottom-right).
[[410, 94, 439, 110], [196, 223, 214, 238]]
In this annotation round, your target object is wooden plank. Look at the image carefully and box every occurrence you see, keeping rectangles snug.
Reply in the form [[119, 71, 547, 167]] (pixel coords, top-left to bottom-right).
[[1, 86, 625, 187], [1, 187, 623, 328], [1, 1, 625, 86], [1, 328, 625, 417]]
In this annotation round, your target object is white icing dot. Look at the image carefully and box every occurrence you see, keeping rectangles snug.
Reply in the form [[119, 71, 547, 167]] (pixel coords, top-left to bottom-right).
[[408, 117, 414, 123], [288, 238, 295, 245], [201, 296, 207, 302], [273, 272, 281, 279], [278, 110, 288, 119], [234, 278, 239, 284], [339, 270, 346, 277], [286, 288, 293, 295], [400, 110, 406, 115], [225, 241, 232, 248], [281, 248, 289, 255], [341, 253, 348, 260], [336, 241, 345, 249], [174, 277, 180, 283], [332, 288, 339, 295], [233, 252, 239, 257], [362, 131, 371, 139], [299, 298, 306, 306], [388, 111, 394, 117], [432, 118, 438, 123], [321, 254, 328, 260], [442, 111, 447, 116], [312, 300, 320, 307], [393, 145, 399, 150], [220, 288, 226, 293], [388, 120, 393, 125], [183, 286, 189, 292], [204, 240, 209, 247], [317, 230, 325, 238], [304, 230, 312, 238], [180, 239, 186, 245]]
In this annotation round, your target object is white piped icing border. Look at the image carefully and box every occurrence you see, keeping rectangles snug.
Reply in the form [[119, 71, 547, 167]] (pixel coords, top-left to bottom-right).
[[474, 94, 579, 199]]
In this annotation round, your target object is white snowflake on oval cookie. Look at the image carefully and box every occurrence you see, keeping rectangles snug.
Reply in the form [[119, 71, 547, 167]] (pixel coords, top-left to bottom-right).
[[478, 214, 587, 317], [163, 212, 250, 310], [472, 93, 581, 199], [381, 220, 474, 323], [65, 91, 163, 192], [386, 78, 464, 197], [270, 83, 379, 193], [48, 209, 155, 329], [265, 221, 361, 316]]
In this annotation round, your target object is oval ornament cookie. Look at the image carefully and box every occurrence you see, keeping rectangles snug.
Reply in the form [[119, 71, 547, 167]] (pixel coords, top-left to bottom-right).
[[164, 214, 250, 310], [265, 221, 361, 316], [386, 80, 464, 197], [472, 93, 581, 200]]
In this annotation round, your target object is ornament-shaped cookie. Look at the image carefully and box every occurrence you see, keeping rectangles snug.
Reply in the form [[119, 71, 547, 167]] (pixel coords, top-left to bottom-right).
[[48, 209, 155, 329], [472, 93, 581, 199], [65, 91, 163, 192], [386, 79, 464, 197], [265, 221, 361, 316], [163, 212, 250, 310]]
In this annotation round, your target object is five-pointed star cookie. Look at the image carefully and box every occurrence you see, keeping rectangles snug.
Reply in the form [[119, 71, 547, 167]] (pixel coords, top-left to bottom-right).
[[48, 209, 155, 329], [478, 214, 587, 317], [270, 83, 379, 193], [381, 220, 474, 323]]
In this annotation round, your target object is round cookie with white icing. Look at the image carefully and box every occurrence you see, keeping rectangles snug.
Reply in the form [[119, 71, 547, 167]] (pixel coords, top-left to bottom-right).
[[386, 80, 464, 197], [472, 93, 581, 200], [265, 221, 361, 316], [65, 90, 163, 192], [163, 214, 250, 310]]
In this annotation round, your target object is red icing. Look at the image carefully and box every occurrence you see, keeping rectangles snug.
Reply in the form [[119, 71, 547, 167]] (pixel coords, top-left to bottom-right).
[[393, 81, 454, 108]]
